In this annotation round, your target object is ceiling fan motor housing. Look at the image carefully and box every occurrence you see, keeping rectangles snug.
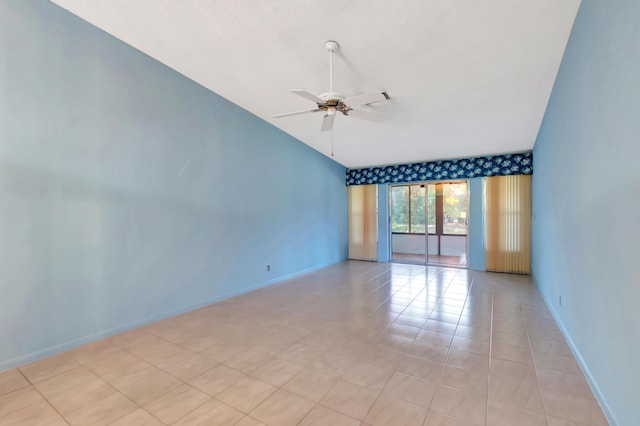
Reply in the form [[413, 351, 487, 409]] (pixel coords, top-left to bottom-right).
[[317, 94, 351, 116]]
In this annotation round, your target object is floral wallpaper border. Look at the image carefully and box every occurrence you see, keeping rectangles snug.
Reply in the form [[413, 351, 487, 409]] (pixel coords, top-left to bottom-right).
[[346, 151, 532, 186]]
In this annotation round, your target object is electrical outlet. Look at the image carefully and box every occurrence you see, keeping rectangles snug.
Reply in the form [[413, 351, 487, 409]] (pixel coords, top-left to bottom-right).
[[559, 295, 562, 306], [267, 265, 270, 272]]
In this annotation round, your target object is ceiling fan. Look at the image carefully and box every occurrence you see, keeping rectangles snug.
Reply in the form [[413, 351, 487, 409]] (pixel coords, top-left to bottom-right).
[[273, 41, 390, 132]]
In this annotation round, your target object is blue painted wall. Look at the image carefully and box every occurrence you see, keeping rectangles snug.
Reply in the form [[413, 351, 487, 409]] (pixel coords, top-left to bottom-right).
[[377, 184, 390, 262], [531, 1, 640, 424], [467, 178, 486, 271], [0, 0, 347, 370]]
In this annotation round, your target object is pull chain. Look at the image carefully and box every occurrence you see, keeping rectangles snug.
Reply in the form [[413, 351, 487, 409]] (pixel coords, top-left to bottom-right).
[[331, 128, 334, 157], [330, 46, 334, 157]]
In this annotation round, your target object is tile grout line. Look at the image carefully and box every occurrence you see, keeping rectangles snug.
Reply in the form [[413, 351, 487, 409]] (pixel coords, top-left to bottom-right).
[[357, 266, 454, 425], [17, 361, 144, 426], [4, 263, 601, 425], [90, 328, 287, 425], [484, 288, 494, 426], [66, 379, 147, 425], [238, 327, 343, 424], [425, 268, 470, 422], [522, 302, 553, 425], [404, 265, 451, 421], [151, 383, 213, 425], [29, 383, 72, 426], [355, 268, 443, 425], [16, 367, 34, 386], [345, 366, 396, 425], [106, 322, 311, 408]]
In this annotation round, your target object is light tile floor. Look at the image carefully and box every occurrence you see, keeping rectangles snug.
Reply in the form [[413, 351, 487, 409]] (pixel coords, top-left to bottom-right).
[[0, 261, 608, 425]]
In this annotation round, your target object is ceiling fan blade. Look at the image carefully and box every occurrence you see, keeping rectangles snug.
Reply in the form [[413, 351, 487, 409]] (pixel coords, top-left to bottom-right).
[[273, 108, 321, 118], [291, 89, 325, 104], [321, 113, 335, 132], [346, 109, 382, 123], [343, 91, 390, 109]]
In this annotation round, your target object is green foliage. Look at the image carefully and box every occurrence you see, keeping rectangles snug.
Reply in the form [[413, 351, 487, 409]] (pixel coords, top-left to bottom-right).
[[391, 186, 409, 232], [391, 183, 467, 235]]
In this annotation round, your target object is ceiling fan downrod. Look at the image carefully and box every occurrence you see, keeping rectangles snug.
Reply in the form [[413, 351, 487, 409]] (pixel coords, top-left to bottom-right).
[[325, 40, 339, 94]]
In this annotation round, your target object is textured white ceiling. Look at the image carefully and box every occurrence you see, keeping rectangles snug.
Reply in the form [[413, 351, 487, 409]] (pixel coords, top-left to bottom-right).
[[50, 0, 580, 168]]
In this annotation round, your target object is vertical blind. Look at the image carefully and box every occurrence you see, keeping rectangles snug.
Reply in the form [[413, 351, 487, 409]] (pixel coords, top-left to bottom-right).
[[348, 184, 378, 261], [485, 175, 531, 274]]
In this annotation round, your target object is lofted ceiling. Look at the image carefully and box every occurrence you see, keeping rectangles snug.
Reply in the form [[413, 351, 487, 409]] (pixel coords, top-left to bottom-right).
[[50, 0, 581, 169]]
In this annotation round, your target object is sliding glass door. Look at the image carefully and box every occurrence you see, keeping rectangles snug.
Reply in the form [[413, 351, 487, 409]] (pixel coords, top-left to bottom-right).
[[390, 181, 468, 267], [430, 181, 468, 266], [390, 184, 425, 263]]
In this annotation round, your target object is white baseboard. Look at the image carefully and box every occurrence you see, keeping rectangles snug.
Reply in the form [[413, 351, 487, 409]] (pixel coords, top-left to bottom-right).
[[0, 261, 337, 372], [532, 275, 617, 426]]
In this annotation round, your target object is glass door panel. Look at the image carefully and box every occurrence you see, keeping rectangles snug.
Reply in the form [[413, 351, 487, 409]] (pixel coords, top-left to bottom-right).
[[391, 184, 427, 264], [443, 183, 468, 235], [410, 185, 426, 233], [391, 186, 409, 233], [427, 181, 468, 267]]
